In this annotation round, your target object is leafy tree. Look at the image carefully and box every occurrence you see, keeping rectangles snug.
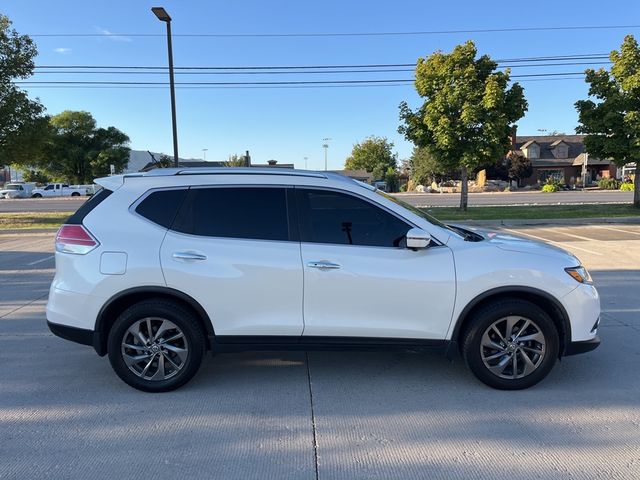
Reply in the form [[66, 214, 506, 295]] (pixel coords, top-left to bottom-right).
[[0, 14, 47, 166], [384, 167, 399, 192], [154, 153, 174, 168], [225, 154, 248, 167], [39, 111, 130, 184], [21, 168, 50, 184], [575, 34, 640, 207], [345, 136, 397, 180], [507, 152, 533, 186], [399, 41, 528, 210], [408, 146, 455, 186]]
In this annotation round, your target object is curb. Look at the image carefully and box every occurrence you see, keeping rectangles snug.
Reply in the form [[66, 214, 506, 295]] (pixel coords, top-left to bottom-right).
[[0, 228, 58, 235], [446, 217, 640, 227]]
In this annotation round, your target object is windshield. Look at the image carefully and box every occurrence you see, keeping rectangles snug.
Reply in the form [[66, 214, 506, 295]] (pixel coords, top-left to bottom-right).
[[5, 185, 20, 190]]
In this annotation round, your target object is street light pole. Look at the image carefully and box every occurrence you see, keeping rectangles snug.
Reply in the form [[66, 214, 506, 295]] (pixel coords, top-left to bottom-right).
[[303, 157, 308, 170], [202, 148, 208, 161], [322, 138, 331, 171], [152, 7, 179, 167]]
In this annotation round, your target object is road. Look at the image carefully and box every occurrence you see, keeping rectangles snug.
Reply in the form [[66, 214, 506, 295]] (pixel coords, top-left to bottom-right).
[[1, 226, 639, 479], [395, 189, 633, 207], [0, 189, 635, 212]]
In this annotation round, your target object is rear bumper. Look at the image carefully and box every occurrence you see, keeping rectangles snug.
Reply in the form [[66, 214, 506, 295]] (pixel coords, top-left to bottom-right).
[[47, 320, 94, 347], [564, 336, 601, 356]]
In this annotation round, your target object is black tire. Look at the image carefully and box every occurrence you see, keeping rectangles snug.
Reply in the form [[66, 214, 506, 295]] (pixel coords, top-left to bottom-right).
[[461, 299, 559, 390], [107, 299, 206, 392], [32, 193, 42, 198], [71, 192, 80, 197]]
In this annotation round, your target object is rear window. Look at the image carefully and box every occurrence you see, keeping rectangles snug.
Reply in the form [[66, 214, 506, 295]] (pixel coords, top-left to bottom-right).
[[66, 188, 112, 225], [135, 189, 188, 228], [172, 187, 289, 241]]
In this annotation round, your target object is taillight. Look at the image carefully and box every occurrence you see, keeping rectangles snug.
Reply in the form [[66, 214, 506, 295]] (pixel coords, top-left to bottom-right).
[[55, 224, 99, 254]]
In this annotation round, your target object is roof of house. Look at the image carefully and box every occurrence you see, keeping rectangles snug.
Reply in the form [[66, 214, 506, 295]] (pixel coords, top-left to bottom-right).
[[514, 135, 592, 166]]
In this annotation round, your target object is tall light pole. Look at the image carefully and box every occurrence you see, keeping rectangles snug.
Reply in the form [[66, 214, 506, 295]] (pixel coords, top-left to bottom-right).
[[322, 138, 331, 171], [303, 156, 308, 170], [202, 148, 208, 161], [152, 7, 179, 167]]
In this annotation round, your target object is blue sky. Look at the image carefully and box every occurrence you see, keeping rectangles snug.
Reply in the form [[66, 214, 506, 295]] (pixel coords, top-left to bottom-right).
[[3, 0, 640, 169]]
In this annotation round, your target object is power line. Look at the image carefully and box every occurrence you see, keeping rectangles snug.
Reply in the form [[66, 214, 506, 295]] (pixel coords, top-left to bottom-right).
[[32, 54, 611, 71], [26, 24, 640, 38], [15, 72, 589, 87]]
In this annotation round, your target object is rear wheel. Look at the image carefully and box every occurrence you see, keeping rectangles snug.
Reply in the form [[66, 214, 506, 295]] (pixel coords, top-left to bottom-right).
[[107, 299, 206, 392], [462, 299, 559, 390], [71, 192, 80, 197], [32, 193, 42, 198]]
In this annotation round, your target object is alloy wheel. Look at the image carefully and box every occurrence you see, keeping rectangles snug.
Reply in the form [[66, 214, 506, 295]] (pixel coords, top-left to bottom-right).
[[480, 315, 546, 380]]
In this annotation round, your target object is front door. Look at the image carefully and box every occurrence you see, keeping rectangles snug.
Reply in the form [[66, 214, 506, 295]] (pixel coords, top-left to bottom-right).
[[160, 186, 304, 338], [296, 188, 456, 340]]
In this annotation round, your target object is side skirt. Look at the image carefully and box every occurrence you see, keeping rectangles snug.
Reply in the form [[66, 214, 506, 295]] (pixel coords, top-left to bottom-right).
[[212, 335, 449, 354]]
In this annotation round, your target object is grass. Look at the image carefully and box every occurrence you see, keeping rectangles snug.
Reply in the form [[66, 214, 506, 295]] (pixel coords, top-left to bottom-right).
[[0, 212, 73, 230], [422, 204, 640, 221]]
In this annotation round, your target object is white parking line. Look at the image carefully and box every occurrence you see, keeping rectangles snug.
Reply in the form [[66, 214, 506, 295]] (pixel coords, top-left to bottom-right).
[[602, 308, 640, 313], [502, 228, 603, 256], [27, 255, 54, 266], [593, 225, 640, 236]]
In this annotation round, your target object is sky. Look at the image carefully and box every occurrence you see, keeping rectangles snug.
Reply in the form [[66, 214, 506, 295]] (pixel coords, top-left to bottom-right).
[[3, 0, 640, 170]]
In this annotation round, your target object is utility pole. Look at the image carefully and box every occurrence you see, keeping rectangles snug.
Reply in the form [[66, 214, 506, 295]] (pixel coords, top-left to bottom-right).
[[322, 138, 331, 171], [303, 157, 308, 170], [583, 152, 589, 188], [202, 148, 208, 161]]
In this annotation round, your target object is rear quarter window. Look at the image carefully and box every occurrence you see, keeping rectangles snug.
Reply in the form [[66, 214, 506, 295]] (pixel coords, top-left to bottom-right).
[[135, 189, 188, 228], [66, 188, 112, 225]]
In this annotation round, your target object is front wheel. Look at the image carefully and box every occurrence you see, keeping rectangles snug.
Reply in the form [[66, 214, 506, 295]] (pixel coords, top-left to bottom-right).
[[107, 299, 206, 392], [71, 192, 80, 197], [32, 193, 42, 198], [462, 299, 559, 390]]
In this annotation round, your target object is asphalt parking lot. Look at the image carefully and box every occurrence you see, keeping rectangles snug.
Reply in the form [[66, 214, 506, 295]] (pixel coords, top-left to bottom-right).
[[1, 225, 639, 479]]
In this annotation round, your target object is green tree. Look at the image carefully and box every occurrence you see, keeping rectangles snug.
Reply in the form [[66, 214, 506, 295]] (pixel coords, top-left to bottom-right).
[[0, 14, 48, 166], [39, 111, 130, 184], [575, 35, 640, 207], [21, 168, 50, 185], [399, 41, 528, 210], [408, 146, 454, 186], [345, 136, 397, 180], [384, 167, 399, 192], [507, 152, 533, 186], [154, 153, 174, 168], [225, 153, 248, 167]]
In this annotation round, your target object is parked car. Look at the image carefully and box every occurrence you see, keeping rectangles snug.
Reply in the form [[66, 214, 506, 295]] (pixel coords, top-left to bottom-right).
[[47, 168, 600, 392], [31, 183, 86, 198], [0, 182, 36, 199]]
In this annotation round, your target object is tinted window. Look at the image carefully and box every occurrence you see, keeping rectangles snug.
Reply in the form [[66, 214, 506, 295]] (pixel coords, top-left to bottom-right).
[[298, 189, 410, 247], [67, 188, 112, 225], [135, 189, 188, 228], [173, 187, 289, 241]]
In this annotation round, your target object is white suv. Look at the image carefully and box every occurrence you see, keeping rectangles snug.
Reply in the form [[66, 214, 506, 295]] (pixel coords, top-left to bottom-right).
[[47, 168, 600, 392]]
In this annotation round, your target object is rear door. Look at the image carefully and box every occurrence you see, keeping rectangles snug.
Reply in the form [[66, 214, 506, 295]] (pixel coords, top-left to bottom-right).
[[159, 186, 304, 338]]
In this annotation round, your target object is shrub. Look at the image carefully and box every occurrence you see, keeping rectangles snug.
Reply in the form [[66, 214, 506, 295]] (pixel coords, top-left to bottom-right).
[[620, 182, 634, 191], [542, 184, 559, 193], [598, 177, 621, 190], [399, 184, 408, 192]]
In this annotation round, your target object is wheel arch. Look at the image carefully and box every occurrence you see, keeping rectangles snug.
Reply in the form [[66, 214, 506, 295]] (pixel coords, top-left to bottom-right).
[[94, 286, 214, 356], [448, 286, 571, 358]]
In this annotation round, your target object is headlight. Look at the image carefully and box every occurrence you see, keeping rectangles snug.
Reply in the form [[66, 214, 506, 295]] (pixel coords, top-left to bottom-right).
[[565, 266, 593, 284]]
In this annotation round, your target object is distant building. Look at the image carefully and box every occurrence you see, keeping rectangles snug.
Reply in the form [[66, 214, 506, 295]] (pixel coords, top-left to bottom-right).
[[510, 132, 617, 185], [129, 150, 293, 173], [330, 169, 374, 184]]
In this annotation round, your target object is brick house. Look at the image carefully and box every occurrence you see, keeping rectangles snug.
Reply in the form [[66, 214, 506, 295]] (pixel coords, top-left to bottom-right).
[[511, 134, 617, 186]]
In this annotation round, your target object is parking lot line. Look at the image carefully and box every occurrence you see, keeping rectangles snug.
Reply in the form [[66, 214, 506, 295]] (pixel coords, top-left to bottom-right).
[[541, 228, 597, 242], [27, 255, 55, 266], [594, 225, 640, 236], [501, 228, 603, 256]]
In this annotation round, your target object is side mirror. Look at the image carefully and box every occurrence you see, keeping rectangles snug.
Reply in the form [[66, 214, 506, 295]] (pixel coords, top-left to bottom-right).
[[406, 227, 431, 250]]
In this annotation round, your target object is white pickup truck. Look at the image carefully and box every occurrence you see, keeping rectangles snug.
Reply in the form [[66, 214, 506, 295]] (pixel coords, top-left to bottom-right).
[[31, 183, 86, 198], [0, 182, 36, 199]]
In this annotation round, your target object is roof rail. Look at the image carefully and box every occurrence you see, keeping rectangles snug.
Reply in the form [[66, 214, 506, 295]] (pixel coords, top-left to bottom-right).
[[136, 167, 328, 179]]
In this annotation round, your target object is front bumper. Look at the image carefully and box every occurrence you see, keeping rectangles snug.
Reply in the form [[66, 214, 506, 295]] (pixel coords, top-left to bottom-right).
[[565, 336, 601, 356]]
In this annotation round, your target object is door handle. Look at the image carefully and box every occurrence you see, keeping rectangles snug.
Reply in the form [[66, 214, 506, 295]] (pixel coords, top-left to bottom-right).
[[307, 261, 341, 270], [172, 251, 207, 261]]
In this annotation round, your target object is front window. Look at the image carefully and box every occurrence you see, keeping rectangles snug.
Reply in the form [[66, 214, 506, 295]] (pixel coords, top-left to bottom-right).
[[5, 184, 20, 191]]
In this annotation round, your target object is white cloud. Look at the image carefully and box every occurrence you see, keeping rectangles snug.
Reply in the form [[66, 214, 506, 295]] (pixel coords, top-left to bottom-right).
[[97, 27, 132, 42], [53, 47, 72, 54]]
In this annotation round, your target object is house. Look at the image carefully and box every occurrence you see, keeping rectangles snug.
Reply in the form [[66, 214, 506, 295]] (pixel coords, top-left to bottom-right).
[[510, 133, 617, 186], [330, 169, 375, 184]]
